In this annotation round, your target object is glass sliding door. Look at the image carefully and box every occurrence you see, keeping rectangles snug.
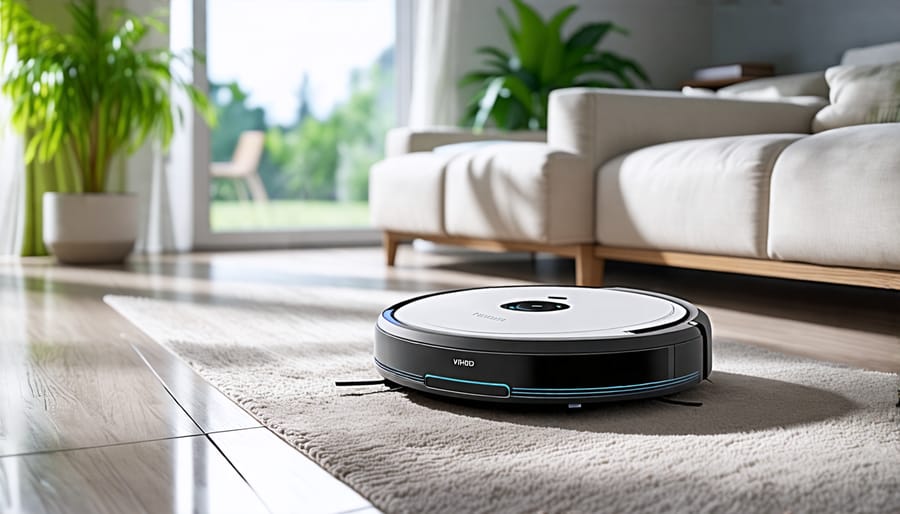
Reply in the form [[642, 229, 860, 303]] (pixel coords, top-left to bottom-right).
[[202, 0, 396, 238]]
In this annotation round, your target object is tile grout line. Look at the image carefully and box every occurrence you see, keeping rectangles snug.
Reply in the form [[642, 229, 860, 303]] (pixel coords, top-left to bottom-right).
[[131, 345, 381, 514], [130, 343, 276, 514], [203, 431, 278, 514], [204, 425, 264, 436], [128, 337, 380, 514], [128, 340, 263, 427], [130, 343, 261, 431], [130, 343, 212, 435], [8, 285, 211, 464], [0, 433, 203, 460]]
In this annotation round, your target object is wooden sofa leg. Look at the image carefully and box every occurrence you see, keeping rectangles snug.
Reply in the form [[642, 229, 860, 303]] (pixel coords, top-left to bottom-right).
[[383, 232, 400, 266], [575, 245, 603, 286]]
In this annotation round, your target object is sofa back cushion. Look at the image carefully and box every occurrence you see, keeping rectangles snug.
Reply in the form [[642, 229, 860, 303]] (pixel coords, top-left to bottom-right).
[[596, 133, 805, 258], [841, 41, 900, 66], [548, 89, 820, 171], [812, 63, 900, 132]]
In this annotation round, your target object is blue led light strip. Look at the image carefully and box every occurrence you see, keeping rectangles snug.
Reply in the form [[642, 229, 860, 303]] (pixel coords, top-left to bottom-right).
[[374, 358, 424, 383], [424, 374, 511, 396], [382, 309, 400, 326]]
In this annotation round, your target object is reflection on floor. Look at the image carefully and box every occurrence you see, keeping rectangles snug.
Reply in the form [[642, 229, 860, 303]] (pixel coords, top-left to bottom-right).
[[0, 246, 897, 513]]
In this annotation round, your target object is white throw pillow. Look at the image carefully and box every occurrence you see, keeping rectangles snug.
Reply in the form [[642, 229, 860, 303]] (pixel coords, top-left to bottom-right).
[[680, 86, 717, 97], [681, 72, 829, 108], [718, 71, 829, 99], [681, 84, 827, 108], [812, 63, 900, 132]]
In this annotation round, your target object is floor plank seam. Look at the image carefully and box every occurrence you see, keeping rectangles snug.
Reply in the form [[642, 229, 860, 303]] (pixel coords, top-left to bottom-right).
[[131, 343, 210, 429], [130, 342, 263, 429], [204, 426, 263, 436], [131, 343, 278, 513], [203, 432, 276, 514], [0, 433, 203, 460], [130, 322, 380, 514]]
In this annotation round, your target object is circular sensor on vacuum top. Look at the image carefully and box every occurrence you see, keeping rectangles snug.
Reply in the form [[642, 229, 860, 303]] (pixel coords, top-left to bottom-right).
[[501, 301, 569, 312]]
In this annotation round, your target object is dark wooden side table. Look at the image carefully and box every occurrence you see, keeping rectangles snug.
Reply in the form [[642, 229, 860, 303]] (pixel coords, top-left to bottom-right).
[[680, 76, 767, 90]]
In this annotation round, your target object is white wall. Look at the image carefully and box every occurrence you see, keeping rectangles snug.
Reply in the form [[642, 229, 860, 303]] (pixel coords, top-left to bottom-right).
[[565, 0, 713, 89], [712, 0, 900, 73]]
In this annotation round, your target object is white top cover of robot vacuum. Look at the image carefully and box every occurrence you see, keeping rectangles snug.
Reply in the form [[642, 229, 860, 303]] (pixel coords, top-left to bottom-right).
[[391, 286, 688, 340]]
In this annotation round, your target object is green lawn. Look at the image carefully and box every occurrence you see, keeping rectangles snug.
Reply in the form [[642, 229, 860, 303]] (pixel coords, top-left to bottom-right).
[[211, 200, 370, 231]]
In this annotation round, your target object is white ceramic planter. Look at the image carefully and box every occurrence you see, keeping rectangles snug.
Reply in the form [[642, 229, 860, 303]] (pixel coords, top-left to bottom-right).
[[43, 193, 139, 265]]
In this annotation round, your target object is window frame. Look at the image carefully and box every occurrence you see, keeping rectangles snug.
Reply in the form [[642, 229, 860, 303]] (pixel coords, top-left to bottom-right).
[[188, 0, 410, 250]]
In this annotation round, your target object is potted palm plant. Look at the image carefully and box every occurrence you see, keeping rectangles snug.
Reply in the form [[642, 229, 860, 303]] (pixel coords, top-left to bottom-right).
[[461, 0, 649, 130], [0, 0, 213, 263]]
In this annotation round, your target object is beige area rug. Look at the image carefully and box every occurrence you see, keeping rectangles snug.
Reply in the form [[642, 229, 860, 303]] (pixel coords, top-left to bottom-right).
[[104, 287, 900, 514]]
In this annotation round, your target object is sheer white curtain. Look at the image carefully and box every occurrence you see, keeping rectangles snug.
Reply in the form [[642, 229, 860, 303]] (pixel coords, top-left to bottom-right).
[[126, 140, 182, 253], [407, 0, 465, 128], [0, 48, 24, 256], [127, 0, 191, 253]]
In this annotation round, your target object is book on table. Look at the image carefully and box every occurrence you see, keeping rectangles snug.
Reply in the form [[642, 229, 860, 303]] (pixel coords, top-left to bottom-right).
[[693, 62, 774, 81]]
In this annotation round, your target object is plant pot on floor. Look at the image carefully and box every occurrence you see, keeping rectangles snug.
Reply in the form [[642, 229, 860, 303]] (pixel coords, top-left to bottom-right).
[[43, 192, 139, 265]]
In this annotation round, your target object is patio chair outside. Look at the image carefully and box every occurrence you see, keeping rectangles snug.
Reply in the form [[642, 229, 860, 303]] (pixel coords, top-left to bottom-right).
[[210, 130, 268, 202]]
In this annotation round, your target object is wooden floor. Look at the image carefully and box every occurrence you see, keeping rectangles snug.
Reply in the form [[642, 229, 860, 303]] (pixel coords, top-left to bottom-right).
[[0, 246, 897, 513]]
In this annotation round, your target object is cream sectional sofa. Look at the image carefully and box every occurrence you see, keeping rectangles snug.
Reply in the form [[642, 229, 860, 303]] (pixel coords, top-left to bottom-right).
[[370, 48, 900, 290]]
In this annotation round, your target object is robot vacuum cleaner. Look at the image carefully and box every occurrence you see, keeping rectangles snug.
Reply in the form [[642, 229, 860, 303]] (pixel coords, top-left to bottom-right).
[[374, 286, 711, 404]]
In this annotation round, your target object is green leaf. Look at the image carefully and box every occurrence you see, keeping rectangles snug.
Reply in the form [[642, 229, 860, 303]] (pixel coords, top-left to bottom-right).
[[497, 7, 524, 66], [595, 52, 651, 87], [501, 73, 536, 117], [616, 55, 651, 85], [482, 58, 514, 74], [458, 71, 496, 88], [565, 22, 625, 52], [476, 46, 512, 64], [511, 68, 540, 93], [562, 22, 623, 70], [540, 5, 576, 84], [24, 132, 41, 163], [510, 0, 546, 73], [490, 96, 529, 130]]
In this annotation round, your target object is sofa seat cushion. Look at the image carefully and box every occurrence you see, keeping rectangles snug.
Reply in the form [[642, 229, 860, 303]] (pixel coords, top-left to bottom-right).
[[369, 152, 455, 236], [444, 142, 594, 244], [768, 124, 900, 270], [597, 133, 805, 258]]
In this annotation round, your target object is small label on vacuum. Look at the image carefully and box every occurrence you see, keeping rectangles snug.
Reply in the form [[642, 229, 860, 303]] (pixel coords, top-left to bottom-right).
[[472, 312, 506, 322], [453, 358, 476, 367]]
